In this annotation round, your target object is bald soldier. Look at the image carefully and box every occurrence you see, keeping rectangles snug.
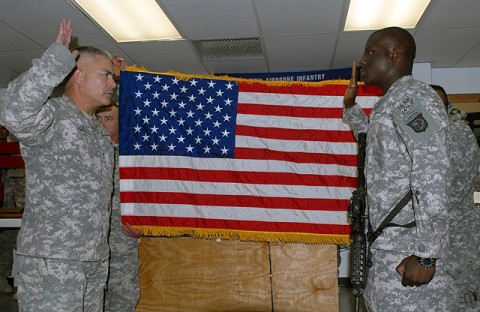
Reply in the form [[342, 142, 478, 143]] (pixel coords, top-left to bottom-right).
[[343, 27, 456, 311]]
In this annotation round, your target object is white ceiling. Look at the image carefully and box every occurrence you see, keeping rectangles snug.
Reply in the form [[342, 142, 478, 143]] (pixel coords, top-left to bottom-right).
[[0, 0, 480, 88]]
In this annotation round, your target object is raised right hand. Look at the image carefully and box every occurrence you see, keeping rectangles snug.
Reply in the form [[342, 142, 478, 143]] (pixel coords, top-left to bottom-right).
[[56, 19, 79, 59], [343, 61, 358, 109]]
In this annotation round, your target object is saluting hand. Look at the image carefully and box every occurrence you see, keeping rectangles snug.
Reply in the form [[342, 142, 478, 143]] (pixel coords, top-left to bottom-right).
[[343, 61, 358, 109]]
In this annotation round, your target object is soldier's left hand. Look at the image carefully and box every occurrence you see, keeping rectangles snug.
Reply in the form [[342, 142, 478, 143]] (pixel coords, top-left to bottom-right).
[[122, 223, 143, 238], [396, 255, 435, 287]]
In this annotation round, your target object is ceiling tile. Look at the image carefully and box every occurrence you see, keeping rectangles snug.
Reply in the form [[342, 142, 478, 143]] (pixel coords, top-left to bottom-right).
[[204, 59, 269, 75], [118, 40, 207, 74], [0, 21, 41, 52], [420, 0, 480, 28], [255, 0, 346, 35], [161, 0, 259, 40], [264, 34, 337, 72], [415, 28, 480, 67], [331, 31, 371, 69]]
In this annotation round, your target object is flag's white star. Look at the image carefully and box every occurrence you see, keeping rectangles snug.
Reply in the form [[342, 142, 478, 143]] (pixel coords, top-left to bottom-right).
[[223, 114, 232, 122], [190, 78, 198, 86], [208, 80, 216, 88], [216, 89, 224, 97], [153, 75, 162, 83], [142, 116, 150, 124], [211, 137, 220, 145], [221, 129, 230, 137], [188, 94, 196, 102], [204, 112, 213, 119], [134, 108, 142, 115], [151, 108, 160, 116], [180, 86, 188, 93], [206, 96, 214, 104], [167, 143, 176, 151], [177, 118, 186, 126], [162, 84, 170, 91], [224, 98, 233, 106], [186, 145, 194, 153], [160, 100, 168, 108], [194, 119, 203, 127], [152, 91, 160, 99], [212, 120, 221, 128], [186, 110, 195, 118], [158, 134, 167, 142], [134, 143, 141, 150], [169, 109, 177, 117], [203, 128, 211, 136], [178, 101, 187, 109], [186, 127, 194, 135], [177, 135, 186, 143], [214, 105, 222, 112], [170, 93, 178, 100], [203, 146, 211, 153], [142, 133, 149, 141], [172, 77, 179, 85], [144, 82, 152, 90], [150, 125, 159, 133], [168, 126, 177, 134], [143, 99, 151, 107], [150, 143, 158, 151], [225, 82, 234, 90], [196, 103, 204, 110], [194, 136, 202, 144], [197, 87, 206, 95], [134, 90, 143, 98], [135, 73, 144, 81], [134, 125, 141, 133], [221, 146, 229, 154], [159, 117, 168, 125]]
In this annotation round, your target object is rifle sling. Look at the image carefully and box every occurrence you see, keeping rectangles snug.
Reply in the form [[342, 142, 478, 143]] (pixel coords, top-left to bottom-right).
[[368, 191, 414, 244]]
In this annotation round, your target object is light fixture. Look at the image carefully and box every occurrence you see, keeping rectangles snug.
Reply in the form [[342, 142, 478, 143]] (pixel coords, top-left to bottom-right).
[[344, 0, 431, 31], [71, 0, 182, 42]]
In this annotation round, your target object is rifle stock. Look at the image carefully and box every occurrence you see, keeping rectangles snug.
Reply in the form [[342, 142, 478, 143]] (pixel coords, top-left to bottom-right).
[[349, 132, 368, 312]]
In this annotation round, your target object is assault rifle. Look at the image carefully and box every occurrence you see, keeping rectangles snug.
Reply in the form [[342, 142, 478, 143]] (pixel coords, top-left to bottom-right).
[[348, 132, 368, 312]]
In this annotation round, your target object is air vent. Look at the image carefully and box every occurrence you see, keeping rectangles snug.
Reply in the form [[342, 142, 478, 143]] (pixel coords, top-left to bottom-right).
[[192, 38, 264, 61]]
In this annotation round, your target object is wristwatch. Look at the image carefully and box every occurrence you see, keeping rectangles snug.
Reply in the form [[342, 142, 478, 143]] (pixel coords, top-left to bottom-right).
[[416, 256, 436, 269]]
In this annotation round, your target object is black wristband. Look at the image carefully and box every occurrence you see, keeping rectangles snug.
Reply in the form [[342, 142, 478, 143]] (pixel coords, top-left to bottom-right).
[[416, 257, 436, 269]]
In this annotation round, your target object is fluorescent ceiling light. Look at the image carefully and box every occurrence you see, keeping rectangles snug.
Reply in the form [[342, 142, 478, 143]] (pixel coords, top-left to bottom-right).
[[344, 0, 431, 31], [72, 0, 182, 42]]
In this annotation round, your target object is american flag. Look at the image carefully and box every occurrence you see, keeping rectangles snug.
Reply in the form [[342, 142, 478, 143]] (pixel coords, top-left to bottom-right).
[[118, 70, 380, 244]]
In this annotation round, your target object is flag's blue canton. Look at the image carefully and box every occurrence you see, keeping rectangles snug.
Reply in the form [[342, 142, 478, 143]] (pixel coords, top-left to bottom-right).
[[119, 72, 239, 158]]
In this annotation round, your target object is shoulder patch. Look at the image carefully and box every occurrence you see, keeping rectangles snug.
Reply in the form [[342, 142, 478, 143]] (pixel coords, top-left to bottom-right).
[[394, 96, 441, 143]]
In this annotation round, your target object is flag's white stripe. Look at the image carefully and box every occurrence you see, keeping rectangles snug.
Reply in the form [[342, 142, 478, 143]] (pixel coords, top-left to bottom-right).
[[236, 114, 351, 131], [120, 179, 354, 199], [121, 202, 349, 225], [119, 155, 358, 177], [238, 92, 377, 109], [236, 135, 357, 155]]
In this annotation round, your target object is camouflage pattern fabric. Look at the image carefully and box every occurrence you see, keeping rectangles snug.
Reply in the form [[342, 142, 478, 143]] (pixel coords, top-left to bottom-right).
[[343, 76, 454, 310], [444, 118, 480, 311], [17, 255, 108, 312], [0, 43, 115, 310], [0, 42, 114, 261], [104, 146, 140, 312], [365, 249, 457, 311]]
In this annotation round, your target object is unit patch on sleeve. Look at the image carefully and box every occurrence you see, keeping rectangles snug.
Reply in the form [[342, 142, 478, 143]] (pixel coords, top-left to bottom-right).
[[394, 96, 440, 143]]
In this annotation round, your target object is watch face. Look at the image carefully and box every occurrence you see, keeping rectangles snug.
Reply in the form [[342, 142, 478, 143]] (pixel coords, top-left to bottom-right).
[[417, 257, 436, 269]]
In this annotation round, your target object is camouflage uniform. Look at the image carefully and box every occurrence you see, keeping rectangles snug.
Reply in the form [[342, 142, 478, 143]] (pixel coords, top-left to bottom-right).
[[0, 43, 114, 311], [444, 117, 480, 311], [343, 76, 456, 311], [104, 146, 140, 312]]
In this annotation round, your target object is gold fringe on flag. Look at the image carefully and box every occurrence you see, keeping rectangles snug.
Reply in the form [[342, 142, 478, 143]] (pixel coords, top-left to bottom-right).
[[133, 225, 351, 245]]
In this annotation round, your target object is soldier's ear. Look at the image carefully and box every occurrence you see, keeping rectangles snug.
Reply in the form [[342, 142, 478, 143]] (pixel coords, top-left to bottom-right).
[[390, 47, 401, 63], [72, 67, 85, 86]]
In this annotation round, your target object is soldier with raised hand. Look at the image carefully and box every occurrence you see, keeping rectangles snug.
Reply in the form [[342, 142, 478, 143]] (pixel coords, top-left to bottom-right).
[[0, 19, 118, 311], [343, 27, 456, 311]]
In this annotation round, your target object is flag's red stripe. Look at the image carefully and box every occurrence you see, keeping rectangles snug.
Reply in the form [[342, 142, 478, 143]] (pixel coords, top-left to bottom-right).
[[122, 215, 351, 235], [120, 167, 356, 187], [235, 147, 357, 166], [238, 104, 345, 118], [236, 125, 356, 142], [238, 82, 383, 96], [120, 192, 350, 211]]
